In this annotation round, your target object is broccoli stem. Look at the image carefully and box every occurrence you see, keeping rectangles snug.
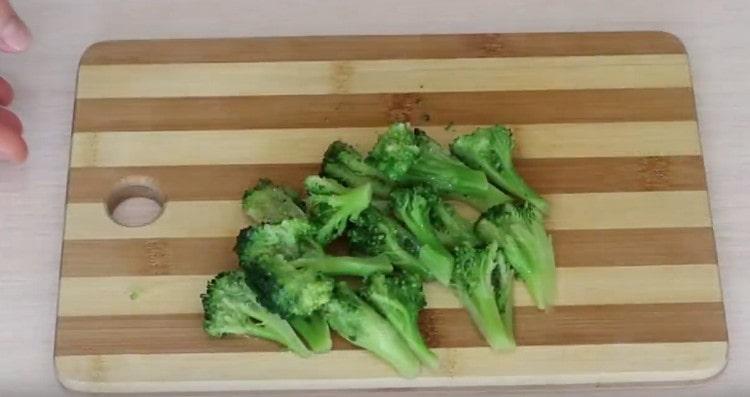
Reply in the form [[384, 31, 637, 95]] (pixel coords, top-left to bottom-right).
[[292, 255, 394, 277], [394, 315, 439, 369], [431, 201, 480, 248], [289, 313, 332, 353], [455, 284, 515, 351], [491, 167, 549, 214], [417, 246, 453, 286]]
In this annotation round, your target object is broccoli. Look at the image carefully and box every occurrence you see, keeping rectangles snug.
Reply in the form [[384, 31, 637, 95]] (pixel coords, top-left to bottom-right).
[[235, 219, 393, 278], [348, 206, 452, 285], [430, 198, 481, 249], [201, 270, 312, 357], [242, 178, 306, 223], [288, 313, 332, 353], [452, 242, 516, 351], [325, 281, 422, 378], [475, 202, 556, 310], [450, 126, 549, 213], [321, 140, 394, 198], [366, 123, 512, 211], [362, 272, 439, 369], [390, 186, 454, 284], [304, 176, 373, 244]]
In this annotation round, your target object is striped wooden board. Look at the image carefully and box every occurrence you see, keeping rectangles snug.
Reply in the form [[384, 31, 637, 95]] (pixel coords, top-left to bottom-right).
[[55, 32, 728, 393]]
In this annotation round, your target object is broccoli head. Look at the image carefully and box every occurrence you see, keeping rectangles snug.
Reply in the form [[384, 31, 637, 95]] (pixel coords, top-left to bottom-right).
[[390, 185, 454, 285], [325, 281, 422, 378], [242, 178, 306, 223], [475, 202, 556, 310], [304, 176, 373, 244], [366, 123, 512, 211], [201, 270, 312, 357], [348, 206, 450, 284], [452, 242, 516, 350], [362, 272, 438, 369], [321, 140, 394, 198], [450, 126, 549, 213]]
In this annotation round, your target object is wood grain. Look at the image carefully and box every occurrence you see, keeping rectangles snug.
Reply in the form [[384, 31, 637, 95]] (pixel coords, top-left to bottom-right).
[[55, 303, 726, 356], [73, 89, 696, 132], [79, 32, 687, 65], [60, 228, 717, 277]]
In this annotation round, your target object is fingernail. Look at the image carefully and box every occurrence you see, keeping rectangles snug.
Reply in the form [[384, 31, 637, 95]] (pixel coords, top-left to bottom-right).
[[0, 17, 31, 52]]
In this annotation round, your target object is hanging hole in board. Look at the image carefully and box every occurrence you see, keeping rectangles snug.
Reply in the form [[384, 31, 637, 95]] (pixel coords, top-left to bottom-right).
[[106, 176, 166, 227]]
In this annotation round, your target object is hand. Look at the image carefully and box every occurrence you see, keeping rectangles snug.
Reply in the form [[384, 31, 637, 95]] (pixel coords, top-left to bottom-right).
[[0, 0, 31, 164]]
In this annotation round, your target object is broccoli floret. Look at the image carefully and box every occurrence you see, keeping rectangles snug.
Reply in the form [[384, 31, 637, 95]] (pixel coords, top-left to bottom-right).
[[304, 176, 373, 244], [452, 242, 515, 351], [321, 140, 394, 198], [475, 202, 556, 310], [243, 256, 334, 318], [450, 126, 549, 213], [430, 199, 481, 249], [362, 272, 438, 369], [236, 219, 393, 277], [366, 123, 511, 211], [325, 281, 422, 378], [390, 186, 454, 285], [242, 178, 306, 223], [200, 270, 312, 357], [289, 313, 332, 353], [348, 206, 451, 285]]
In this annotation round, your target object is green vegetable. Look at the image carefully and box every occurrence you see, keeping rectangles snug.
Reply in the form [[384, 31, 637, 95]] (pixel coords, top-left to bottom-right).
[[242, 178, 306, 223], [390, 185, 454, 285], [475, 202, 556, 310], [430, 198, 481, 249], [362, 272, 438, 369], [325, 281, 422, 378], [289, 313, 332, 353], [304, 176, 372, 244], [200, 270, 312, 357], [367, 123, 511, 211], [452, 242, 515, 351], [450, 126, 549, 213], [321, 140, 394, 198], [348, 206, 452, 285]]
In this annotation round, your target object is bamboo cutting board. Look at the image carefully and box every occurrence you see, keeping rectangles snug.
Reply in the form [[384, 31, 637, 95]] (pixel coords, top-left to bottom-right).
[[56, 32, 728, 393]]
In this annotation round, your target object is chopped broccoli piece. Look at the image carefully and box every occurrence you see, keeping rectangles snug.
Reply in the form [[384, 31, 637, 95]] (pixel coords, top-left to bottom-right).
[[430, 199, 481, 249], [242, 178, 306, 223], [321, 140, 394, 198], [367, 123, 512, 211], [325, 281, 422, 378], [304, 176, 373, 244], [200, 270, 312, 357], [348, 206, 451, 285], [243, 256, 334, 318], [390, 186, 454, 285], [289, 313, 332, 353], [452, 242, 516, 351], [235, 219, 393, 277], [450, 126, 549, 213], [362, 272, 438, 369], [475, 202, 556, 310]]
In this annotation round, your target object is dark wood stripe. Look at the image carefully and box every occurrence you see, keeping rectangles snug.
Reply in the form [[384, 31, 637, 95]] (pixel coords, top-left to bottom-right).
[[61, 228, 717, 277], [80, 32, 686, 65], [73, 89, 696, 132], [67, 156, 705, 203], [54, 303, 726, 356]]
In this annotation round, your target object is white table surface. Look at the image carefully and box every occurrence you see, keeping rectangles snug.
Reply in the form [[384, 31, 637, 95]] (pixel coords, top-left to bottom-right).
[[1, 1, 748, 396]]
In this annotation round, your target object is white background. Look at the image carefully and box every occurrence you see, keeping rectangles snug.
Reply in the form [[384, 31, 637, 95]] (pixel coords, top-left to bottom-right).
[[0, 1, 747, 396]]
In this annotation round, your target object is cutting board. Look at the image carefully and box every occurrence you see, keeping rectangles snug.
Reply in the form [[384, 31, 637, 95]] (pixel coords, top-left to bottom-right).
[[55, 31, 727, 394]]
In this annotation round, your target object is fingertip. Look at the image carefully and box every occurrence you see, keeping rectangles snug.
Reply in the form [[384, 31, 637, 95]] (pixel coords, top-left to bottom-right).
[[0, 76, 12, 106]]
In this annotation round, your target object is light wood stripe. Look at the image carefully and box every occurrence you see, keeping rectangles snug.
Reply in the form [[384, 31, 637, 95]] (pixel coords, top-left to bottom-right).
[[70, 121, 701, 168], [54, 303, 727, 356], [62, 192, 712, 240], [55, 342, 727, 393], [57, 265, 721, 317], [77, 55, 690, 99], [72, 89, 697, 132], [60, 228, 719, 277], [80, 32, 687, 65], [67, 156, 706, 203]]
